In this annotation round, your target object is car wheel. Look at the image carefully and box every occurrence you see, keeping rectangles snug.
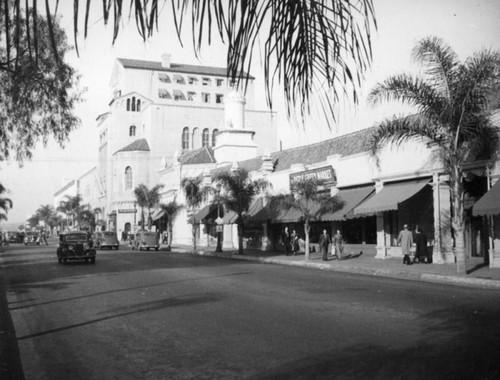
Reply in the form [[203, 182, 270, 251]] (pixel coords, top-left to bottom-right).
[[90, 257, 96, 264], [85, 258, 89, 263], [155, 247, 159, 251], [63, 258, 68, 265]]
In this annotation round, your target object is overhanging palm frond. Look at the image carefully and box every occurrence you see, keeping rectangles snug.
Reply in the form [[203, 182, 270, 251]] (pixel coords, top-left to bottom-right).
[[370, 114, 447, 160], [411, 36, 459, 100]]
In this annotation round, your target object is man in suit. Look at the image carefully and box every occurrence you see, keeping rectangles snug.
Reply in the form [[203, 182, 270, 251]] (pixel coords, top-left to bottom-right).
[[281, 226, 291, 256], [319, 229, 331, 261], [398, 224, 413, 265], [332, 230, 344, 260]]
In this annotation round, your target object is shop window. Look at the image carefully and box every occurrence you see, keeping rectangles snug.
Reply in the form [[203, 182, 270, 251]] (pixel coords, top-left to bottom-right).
[[202, 128, 210, 147], [182, 127, 190, 150], [129, 125, 136, 137], [124, 166, 133, 190]]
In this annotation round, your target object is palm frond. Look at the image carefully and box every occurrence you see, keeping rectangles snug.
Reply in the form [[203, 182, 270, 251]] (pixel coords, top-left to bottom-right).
[[368, 73, 447, 121], [411, 36, 459, 101]]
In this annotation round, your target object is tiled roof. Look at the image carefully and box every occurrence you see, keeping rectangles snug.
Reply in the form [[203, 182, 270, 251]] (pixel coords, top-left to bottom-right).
[[214, 128, 375, 174], [115, 139, 150, 154], [118, 58, 255, 80], [179, 146, 216, 165]]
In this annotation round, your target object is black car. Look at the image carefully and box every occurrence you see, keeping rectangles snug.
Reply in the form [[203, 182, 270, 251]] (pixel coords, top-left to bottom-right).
[[8, 231, 23, 244], [57, 231, 96, 264], [24, 231, 40, 245]]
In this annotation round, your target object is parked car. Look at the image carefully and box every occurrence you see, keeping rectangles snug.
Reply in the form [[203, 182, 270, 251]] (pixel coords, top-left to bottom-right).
[[91, 232, 103, 248], [8, 231, 23, 244], [99, 231, 119, 250], [57, 231, 96, 264], [24, 231, 40, 245], [133, 230, 159, 251]]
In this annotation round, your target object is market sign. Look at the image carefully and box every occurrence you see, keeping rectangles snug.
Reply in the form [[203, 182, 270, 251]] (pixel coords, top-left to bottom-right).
[[118, 209, 137, 214], [290, 166, 337, 190]]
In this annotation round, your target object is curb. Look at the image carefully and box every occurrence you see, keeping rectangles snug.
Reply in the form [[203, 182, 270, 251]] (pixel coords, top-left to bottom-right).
[[185, 249, 500, 290]]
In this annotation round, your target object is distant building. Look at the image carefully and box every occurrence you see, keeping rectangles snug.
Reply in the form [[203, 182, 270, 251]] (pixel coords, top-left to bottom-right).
[[97, 54, 277, 236]]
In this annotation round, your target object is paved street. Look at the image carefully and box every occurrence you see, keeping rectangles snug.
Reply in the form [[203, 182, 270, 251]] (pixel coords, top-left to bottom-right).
[[2, 242, 500, 379]]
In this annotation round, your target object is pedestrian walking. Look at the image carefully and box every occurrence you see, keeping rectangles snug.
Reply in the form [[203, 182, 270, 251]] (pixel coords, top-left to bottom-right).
[[40, 229, 48, 245], [162, 230, 169, 244], [332, 230, 344, 260], [281, 226, 291, 256], [318, 229, 331, 261], [398, 224, 413, 265], [414, 226, 429, 263], [291, 230, 299, 255]]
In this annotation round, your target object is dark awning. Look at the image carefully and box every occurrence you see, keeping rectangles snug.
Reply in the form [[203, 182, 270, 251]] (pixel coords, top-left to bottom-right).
[[354, 178, 431, 215], [473, 180, 500, 216], [321, 186, 375, 221], [222, 198, 267, 224], [192, 204, 217, 224]]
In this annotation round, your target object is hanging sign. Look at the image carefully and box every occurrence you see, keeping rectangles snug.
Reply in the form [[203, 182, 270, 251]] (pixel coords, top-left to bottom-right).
[[289, 166, 337, 190]]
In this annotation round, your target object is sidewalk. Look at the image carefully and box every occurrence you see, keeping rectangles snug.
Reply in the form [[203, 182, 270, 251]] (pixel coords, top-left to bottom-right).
[[173, 244, 500, 290]]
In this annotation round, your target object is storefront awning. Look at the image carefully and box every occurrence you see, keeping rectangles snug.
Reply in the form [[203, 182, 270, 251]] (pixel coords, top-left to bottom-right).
[[222, 198, 268, 224], [354, 178, 431, 215], [151, 209, 165, 221], [321, 187, 375, 221], [473, 180, 500, 216], [192, 204, 217, 224]]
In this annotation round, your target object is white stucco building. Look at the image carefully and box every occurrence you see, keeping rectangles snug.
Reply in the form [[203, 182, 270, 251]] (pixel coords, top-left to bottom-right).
[[96, 54, 277, 236]]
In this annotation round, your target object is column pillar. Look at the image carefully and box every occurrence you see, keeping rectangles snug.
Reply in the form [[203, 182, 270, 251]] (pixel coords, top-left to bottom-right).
[[261, 223, 272, 251], [432, 173, 455, 263], [375, 212, 387, 259], [222, 224, 234, 248]]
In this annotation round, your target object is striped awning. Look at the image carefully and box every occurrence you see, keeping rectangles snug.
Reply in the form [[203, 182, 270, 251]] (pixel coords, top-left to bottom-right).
[[473, 180, 500, 216], [321, 186, 375, 221], [354, 178, 431, 215]]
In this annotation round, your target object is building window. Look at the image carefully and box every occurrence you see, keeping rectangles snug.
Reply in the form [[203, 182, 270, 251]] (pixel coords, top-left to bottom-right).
[[202, 93, 210, 103], [212, 129, 218, 147], [182, 127, 190, 150], [124, 166, 133, 190], [131, 97, 136, 112], [129, 125, 136, 137], [159, 73, 171, 83], [136, 99, 141, 112], [202, 77, 211, 86], [192, 127, 200, 149], [174, 90, 185, 101], [126, 98, 130, 111], [187, 92, 196, 101], [159, 89, 171, 99], [174, 74, 185, 84], [216, 94, 224, 104], [216, 78, 223, 87], [202, 128, 209, 147], [188, 76, 198, 85]]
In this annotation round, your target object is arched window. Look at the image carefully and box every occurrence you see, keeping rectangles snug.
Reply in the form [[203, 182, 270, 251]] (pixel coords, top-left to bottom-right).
[[129, 125, 136, 137], [136, 99, 141, 112], [202, 128, 210, 147], [126, 98, 130, 111], [124, 166, 133, 190], [212, 129, 219, 147], [182, 127, 190, 150], [192, 127, 200, 150], [131, 96, 136, 112]]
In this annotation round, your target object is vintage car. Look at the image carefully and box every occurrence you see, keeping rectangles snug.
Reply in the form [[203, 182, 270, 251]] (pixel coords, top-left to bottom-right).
[[92, 231, 119, 250], [57, 231, 96, 264], [8, 231, 24, 244], [24, 231, 40, 245], [133, 230, 159, 251]]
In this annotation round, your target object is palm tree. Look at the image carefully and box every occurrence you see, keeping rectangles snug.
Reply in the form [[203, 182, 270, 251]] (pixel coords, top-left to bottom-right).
[[0, 184, 13, 222], [212, 168, 269, 255], [36, 204, 56, 230], [181, 176, 209, 251], [57, 195, 84, 230], [368, 36, 500, 275], [2, 1, 375, 125], [270, 178, 343, 261], [160, 201, 182, 250], [134, 184, 164, 229]]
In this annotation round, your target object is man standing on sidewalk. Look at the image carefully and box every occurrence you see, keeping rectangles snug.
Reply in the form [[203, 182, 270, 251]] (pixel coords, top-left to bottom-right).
[[332, 230, 344, 260], [398, 224, 413, 265], [319, 229, 331, 261], [281, 226, 291, 256]]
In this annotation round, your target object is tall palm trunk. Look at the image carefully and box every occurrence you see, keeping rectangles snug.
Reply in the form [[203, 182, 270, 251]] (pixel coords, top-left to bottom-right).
[[237, 221, 244, 255], [451, 167, 467, 275], [304, 220, 311, 261]]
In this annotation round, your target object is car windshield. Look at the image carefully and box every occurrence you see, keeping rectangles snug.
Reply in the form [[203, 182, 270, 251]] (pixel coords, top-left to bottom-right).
[[65, 234, 87, 242]]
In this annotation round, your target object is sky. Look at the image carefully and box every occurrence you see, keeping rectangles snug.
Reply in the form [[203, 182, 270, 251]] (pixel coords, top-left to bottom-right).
[[1, 0, 500, 227]]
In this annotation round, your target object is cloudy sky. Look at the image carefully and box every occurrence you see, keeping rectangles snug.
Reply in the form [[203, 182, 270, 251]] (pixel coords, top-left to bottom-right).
[[1, 0, 499, 226]]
